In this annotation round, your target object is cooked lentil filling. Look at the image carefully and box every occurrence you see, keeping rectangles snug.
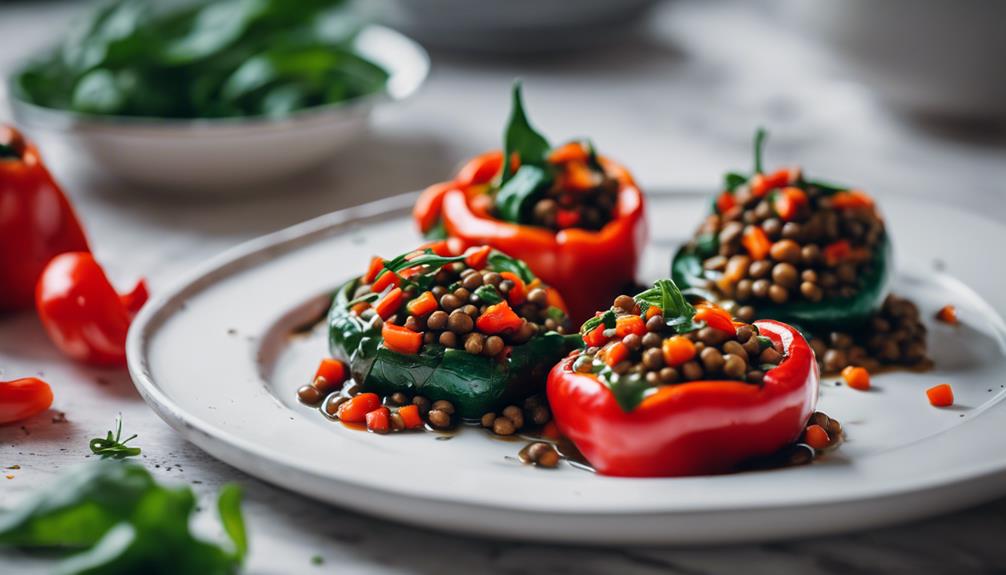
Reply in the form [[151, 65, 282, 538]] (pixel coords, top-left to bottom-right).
[[574, 294, 785, 387], [692, 178, 885, 315], [351, 254, 571, 360]]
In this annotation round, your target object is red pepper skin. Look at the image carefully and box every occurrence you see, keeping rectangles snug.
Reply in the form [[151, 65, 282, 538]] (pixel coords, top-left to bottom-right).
[[35, 252, 148, 367], [415, 151, 647, 323], [0, 378, 53, 424], [547, 320, 818, 477], [0, 128, 90, 312]]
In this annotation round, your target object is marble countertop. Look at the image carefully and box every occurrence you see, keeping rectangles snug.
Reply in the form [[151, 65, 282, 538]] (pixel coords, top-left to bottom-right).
[[3, 1, 1006, 572]]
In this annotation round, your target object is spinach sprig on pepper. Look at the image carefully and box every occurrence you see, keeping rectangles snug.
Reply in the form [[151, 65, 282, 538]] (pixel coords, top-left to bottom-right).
[[329, 243, 580, 418]]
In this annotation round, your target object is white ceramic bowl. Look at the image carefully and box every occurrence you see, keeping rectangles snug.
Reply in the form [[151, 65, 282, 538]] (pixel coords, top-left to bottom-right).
[[5, 26, 429, 194]]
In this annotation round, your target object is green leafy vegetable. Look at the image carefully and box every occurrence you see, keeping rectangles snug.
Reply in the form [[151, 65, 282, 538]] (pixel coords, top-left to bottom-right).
[[694, 233, 719, 258], [89, 416, 141, 460], [600, 370, 653, 412], [753, 127, 768, 174], [473, 285, 503, 305], [0, 461, 247, 575], [579, 308, 616, 336], [13, 0, 387, 119], [723, 172, 747, 192], [494, 164, 550, 223], [500, 81, 551, 185], [805, 179, 849, 195], [422, 220, 448, 241], [486, 252, 535, 283], [633, 279, 699, 334]]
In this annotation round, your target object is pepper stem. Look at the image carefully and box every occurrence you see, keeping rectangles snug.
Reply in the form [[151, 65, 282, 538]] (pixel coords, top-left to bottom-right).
[[753, 127, 768, 174]]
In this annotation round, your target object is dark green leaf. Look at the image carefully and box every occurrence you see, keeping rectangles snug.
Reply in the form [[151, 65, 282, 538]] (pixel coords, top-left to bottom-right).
[[494, 164, 551, 224], [422, 220, 447, 241], [724, 172, 747, 192], [72, 70, 126, 114], [217, 484, 247, 560], [89, 417, 141, 460], [501, 81, 551, 185], [633, 279, 697, 333], [580, 308, 616, 336], [806, 179, 848, 195], [694, 233, 719, 258], [753, 127, 768, 174], [486, 252, 535, 283], [473, 285, 503, 305], [601, 370, 652, 412]]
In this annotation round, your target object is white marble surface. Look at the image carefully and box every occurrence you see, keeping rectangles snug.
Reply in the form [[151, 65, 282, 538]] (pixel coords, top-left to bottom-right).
[[3, 0, 1006, 572]]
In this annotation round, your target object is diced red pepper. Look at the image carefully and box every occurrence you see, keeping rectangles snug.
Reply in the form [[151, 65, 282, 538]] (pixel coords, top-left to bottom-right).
[[583, 323, 608, 347], [644, 306, 662, 320], [548, 141, 589, 165], [562, 161, 598, 191], [716, 192, 736, 214], [615, 315, 646, 338], [476, 301, 524, 334], [694, 303, 737, 335], [773, 187, 808, 221], [824, 240, 852, 266], [381, 323, 423, 354], [370, 269, 399, 293], [406, 291, 438, 317], [935, 305, 958, 325], [337, 393, 381, 423], [751, 168, 798, 197], [419, 240, 454, 257], [465, 245, 492, 269], [500, 271, 526, 305], [313, 358, 347, 393], [397, 404, 424, 429], [363, 256, 385, 284], [926, 383, 954, 407], [603, 341, 629, 367], [374, 287, 403, 320], [841, 366, 870, 391], [365, 407, 391, 433], [555, 209, 582, 229], [742, 226, 771, 261], [804, 424, 830, 450], [0, 377, 54, 424], [830, 190, 874, 210], [661, 335, 696, 367]]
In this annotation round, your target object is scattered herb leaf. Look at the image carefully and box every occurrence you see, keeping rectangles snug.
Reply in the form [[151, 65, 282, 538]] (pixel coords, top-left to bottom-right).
[[89, 416, 141, 460]]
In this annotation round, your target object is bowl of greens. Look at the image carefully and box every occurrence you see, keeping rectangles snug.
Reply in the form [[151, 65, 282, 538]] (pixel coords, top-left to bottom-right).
[[6, 0, 429, 193]]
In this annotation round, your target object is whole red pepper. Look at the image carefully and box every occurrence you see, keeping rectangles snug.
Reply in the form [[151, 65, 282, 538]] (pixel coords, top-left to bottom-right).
[[0, 377, 54, 424], [35, 252, 148, 367], [414, 151, 647, 323], [0, 125, 89, 312], [547, 319, 818, 477]]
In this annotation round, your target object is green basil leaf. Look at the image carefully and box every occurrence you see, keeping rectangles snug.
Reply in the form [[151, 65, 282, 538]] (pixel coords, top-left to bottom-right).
[[501, 81, 551, 185], [494, 164, 551, 224], [633, 279, 699, 334], [724, 172, 747, 192], [473, 285, 503, 305], [486, 252, 535, 283], [162, 0, 266, 65], [72, 69, 126, 114]]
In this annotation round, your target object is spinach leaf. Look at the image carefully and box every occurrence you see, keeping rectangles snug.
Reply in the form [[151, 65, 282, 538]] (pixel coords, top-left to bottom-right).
[[602, 370, 652, 412], [422, 220, 447, 241], [724, 171, 747, 192], [473, 285, 503, 305], [494, 164, 551, 223], [486, 252, 535, 283], [579, 308, 616, 336], [500, 81, 551, 185], [633, 279, 699, 334], [806, 179, 848, 195], [753, 127, 768, 174]]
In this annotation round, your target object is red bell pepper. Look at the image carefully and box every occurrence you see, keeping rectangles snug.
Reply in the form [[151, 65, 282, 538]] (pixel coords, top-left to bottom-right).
[[414, 150, 646, 323], [35, 252, 148, 367], [0, 377, 54, 424], [0, 125, 89, 312], [547, 319, 819, 477]]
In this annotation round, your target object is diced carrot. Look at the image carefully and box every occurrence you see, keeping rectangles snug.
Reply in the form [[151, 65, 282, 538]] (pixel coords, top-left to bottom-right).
[[935, 305, 958, 325], [397, 404, 424, 429], [562, 161, 599, 191], [363, 256, 384, 284], [500, 272, 527, 305], [555, 209, 581, 229], [420, 240, 454, 257], [374, 287, 404, 320], [804, 424, 830, 450], [365, 407, 391, 433], [540, 421, 560, 440], [370, 269, 399, 293], [694, 304, 737, 335], [465, 245, 492, 269], [313, 358, 347, 393], [603, 341, 629, 367], [350, 302, 370, 316], [645, 306, 662, 320], [662, 335, 696, 367], [830, 190, 874, 210], [381, 323, 423, 354], [716, 191, 736, 214], [476, 301, 524, 334], [742, 226, 771, 261], [337, 393, 381, 423], [546, 287, 567, 314], [926, 384, 954, 407], [773, 187, 808, 221], [413, 182, 453, 233], [824, 240, 852, 267], [841, 366, 870, 391], [548, 141, 589, 164], [406, 291, 438, 317], [583, 324, 608, 347], [615, 315, 646, 337]]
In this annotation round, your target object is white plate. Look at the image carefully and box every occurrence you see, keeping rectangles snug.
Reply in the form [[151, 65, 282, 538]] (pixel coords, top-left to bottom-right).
[[6, 26, 429, 194], [127, 191, 1006, 544]]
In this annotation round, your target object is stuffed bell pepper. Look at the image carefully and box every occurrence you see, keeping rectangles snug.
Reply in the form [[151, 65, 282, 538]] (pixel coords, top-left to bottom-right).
[[672, 130, 890, 328], [547, 279, 818, 477], [327, 243, 579, 421], [413, 83, 647, 323]]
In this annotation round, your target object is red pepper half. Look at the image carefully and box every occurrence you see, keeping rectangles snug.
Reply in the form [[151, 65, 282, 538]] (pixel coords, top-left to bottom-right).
[[0, 377, 54, 425], [0, 125, 90, 312], [35, 252, 148, 367], [547, 319, 818, 477], [414, 151, 647, 323]]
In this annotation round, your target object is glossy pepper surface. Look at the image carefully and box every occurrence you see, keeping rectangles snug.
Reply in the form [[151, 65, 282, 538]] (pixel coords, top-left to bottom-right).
[[672, 129, 890, 328], [0, 125, 89, 312], [328, 246, 580, 419], [0, 377, 53, 425], [36, 252, 148, 367], [548, 318, 818, 477], [413, 84, 646, 323]]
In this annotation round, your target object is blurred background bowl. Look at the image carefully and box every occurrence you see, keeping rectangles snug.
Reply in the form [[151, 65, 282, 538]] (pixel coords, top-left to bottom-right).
[[5, 25, 429, 195], [374, 0, 661, 53]]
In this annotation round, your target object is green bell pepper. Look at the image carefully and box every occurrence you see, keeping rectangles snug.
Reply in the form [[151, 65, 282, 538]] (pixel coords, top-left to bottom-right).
[[328, 278, 581, 419]]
